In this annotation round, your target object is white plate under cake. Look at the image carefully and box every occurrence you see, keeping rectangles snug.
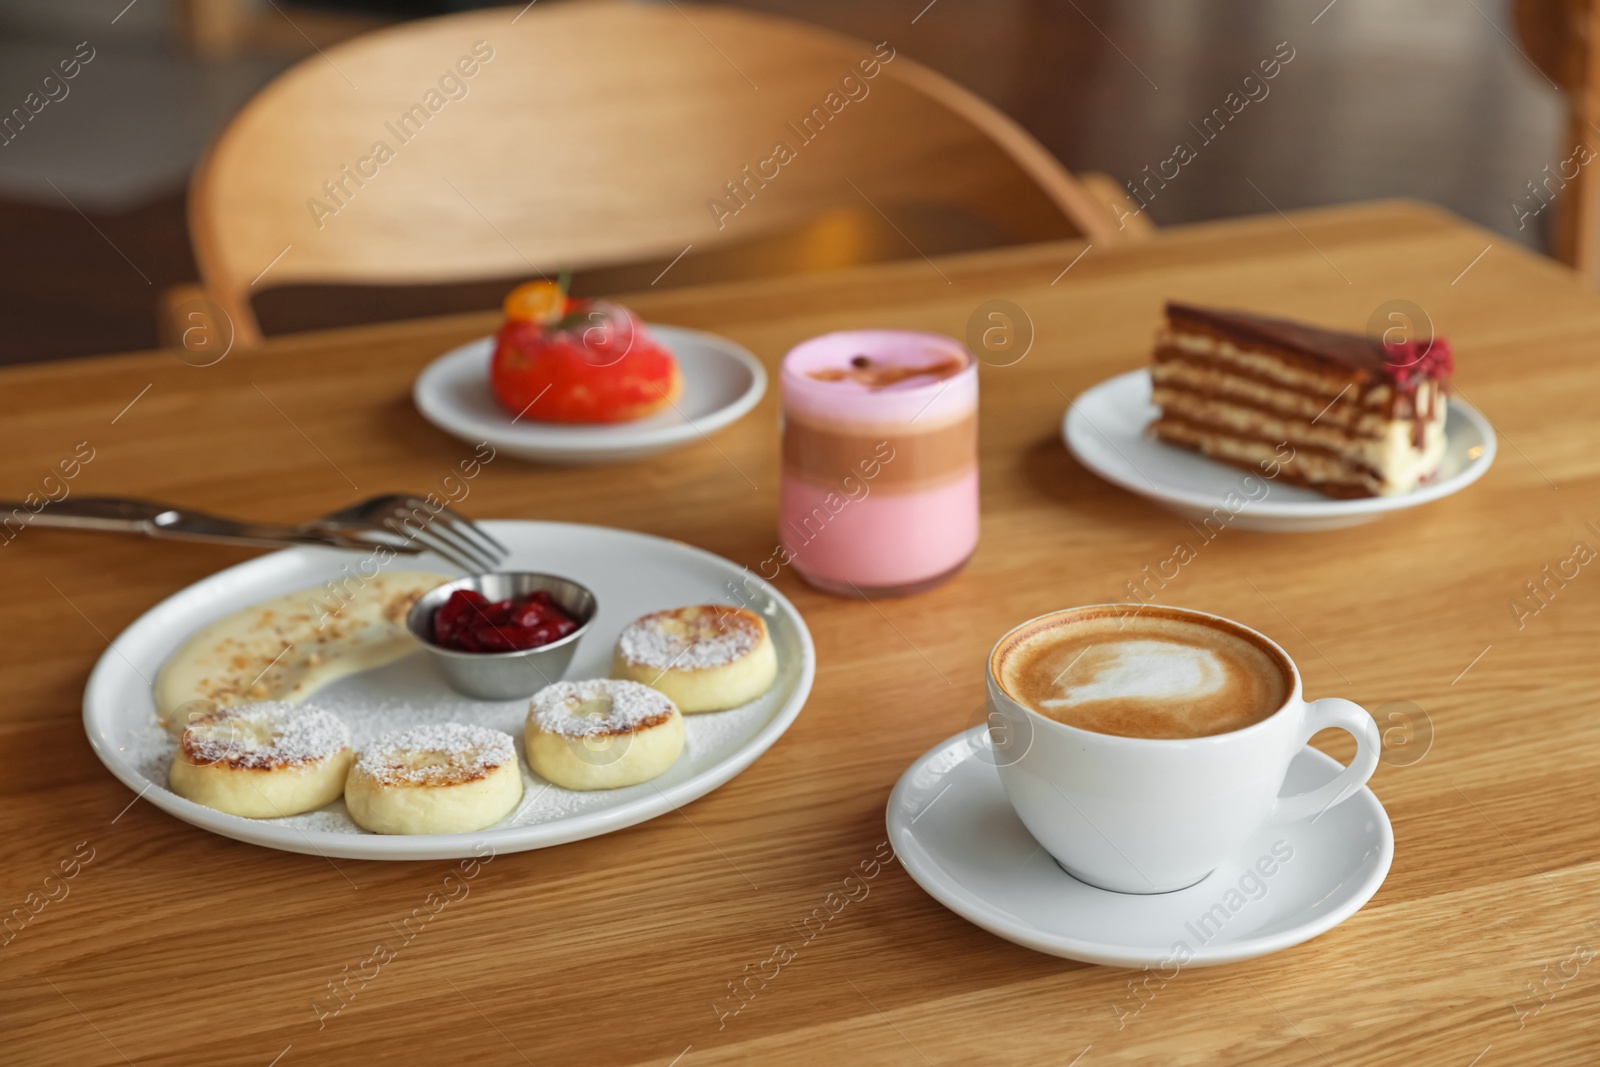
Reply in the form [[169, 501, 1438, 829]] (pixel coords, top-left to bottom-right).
[[82, 521, 815, 860], [1064, 370, 1496, 533]]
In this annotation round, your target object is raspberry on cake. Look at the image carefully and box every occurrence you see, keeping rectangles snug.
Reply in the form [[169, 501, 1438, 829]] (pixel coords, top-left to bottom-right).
[[1149, 302, 1454, 498]]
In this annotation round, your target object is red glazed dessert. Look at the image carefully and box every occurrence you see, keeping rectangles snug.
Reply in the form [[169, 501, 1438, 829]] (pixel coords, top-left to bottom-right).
[[490, 280, 682, 424]]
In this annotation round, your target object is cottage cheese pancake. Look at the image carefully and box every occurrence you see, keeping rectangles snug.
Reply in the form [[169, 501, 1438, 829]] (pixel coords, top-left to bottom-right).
[[344, 723, 523, 835], [168, 701, 353, 818], [995, 608, 1290, 739], [526, 678, 684, 790], [611, 605, 776, 713]]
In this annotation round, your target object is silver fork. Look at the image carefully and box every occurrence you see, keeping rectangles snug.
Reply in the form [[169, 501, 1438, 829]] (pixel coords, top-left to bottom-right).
[[0, 494, 507, 573], [310, 494, 508, 573]]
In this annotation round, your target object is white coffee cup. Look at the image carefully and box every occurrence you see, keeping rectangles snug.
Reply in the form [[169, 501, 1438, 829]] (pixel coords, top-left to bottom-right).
[[986, 604, 1380, 894]]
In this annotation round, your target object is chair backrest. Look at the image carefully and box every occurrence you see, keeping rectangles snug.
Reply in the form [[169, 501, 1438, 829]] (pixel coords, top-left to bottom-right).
[[190, 0, 1120, 344], [1513, 0, 1600, 281]]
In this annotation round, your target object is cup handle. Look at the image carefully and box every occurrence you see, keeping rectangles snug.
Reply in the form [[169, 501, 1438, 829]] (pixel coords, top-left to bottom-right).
[[1268, 697, 1381, 825]]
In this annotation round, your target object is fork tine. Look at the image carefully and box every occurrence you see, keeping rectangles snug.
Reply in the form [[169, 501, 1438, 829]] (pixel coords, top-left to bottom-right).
[[394, 496, 503, 570], [397, 503, 500, 572], [379, 497, 477, 564], [383, 516, 480, 573], [434, 527, 499, 572], [428, 502, 508, 564], [400, 494, 507, 559]]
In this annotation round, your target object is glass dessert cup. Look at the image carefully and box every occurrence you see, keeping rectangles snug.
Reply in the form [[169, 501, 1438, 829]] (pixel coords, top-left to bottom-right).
[[778, 329, 979, 598]]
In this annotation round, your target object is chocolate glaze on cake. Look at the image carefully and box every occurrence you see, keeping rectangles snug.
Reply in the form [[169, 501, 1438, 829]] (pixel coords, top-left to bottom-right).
[[1167, 302, 1453, 386], [1164, 302, 1452, 444]]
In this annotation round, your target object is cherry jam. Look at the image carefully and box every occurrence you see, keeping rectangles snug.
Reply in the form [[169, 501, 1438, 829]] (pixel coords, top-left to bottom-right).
[[430, 588, 580, 653]]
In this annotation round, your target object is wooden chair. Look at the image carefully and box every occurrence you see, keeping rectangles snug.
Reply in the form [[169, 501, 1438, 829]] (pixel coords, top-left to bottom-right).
[[1514, 0, 1600, 285], [183, 0, 1135, 345]]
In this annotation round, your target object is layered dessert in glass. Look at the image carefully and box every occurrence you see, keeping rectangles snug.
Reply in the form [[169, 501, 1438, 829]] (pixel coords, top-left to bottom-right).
[[779, 330, 978, 596]]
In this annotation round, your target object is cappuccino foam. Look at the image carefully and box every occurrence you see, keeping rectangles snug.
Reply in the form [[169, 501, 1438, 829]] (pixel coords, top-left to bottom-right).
[[994, 609, 1290, 739]]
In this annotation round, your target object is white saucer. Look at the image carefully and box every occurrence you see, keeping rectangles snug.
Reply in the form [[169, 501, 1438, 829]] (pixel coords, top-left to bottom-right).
[[887, 728, 1392, 967], [413, 324, 767, 464], [1062, 369, 1496, 532], [83, 521, 815, 860]]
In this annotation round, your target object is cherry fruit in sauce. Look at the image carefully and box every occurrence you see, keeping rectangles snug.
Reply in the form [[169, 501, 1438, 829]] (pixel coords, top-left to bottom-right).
[[431, 588, 580, 652]]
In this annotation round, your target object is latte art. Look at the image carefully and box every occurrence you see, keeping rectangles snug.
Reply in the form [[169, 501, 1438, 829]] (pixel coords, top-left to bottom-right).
[[993, 608, 1291, 739], [1040, 640, 1226, 710]]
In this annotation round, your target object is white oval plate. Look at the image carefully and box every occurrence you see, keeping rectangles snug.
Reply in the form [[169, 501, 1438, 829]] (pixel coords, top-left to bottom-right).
[[1063, 369, 1496, 532], [83, 521, 814, 860], [887, 728, 1392, 967], [414, 325, 767, 464]]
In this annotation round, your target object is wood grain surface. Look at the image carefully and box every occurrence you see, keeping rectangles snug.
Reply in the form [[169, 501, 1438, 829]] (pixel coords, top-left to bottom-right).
[[3, 200, 1598, 1065]]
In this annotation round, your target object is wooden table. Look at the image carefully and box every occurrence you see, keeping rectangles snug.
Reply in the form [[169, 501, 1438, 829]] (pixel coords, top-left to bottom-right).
[[4, 200, 1597, 1065]]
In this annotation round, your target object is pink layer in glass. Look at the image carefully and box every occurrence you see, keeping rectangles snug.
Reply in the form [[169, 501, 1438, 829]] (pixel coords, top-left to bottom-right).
[[780, 469, 978, 589]]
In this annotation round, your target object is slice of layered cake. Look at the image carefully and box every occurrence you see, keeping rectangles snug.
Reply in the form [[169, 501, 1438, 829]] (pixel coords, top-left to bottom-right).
[[1149, 302, 1453, 498]]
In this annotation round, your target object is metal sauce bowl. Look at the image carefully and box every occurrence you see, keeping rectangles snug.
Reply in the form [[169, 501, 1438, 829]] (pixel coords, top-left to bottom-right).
[[407, 572, 597, 700]]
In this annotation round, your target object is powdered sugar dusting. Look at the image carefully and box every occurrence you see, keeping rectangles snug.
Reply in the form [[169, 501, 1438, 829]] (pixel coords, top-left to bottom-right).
[[117, 589, 797, 838], [531, 679, 675, 738], [180, 701, 349, 769], [617, 605, 762, 670], [354, 722, 515, 787]]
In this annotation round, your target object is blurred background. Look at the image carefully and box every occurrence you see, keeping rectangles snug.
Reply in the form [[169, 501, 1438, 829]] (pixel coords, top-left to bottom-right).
[[0, 0, 1577, 364]]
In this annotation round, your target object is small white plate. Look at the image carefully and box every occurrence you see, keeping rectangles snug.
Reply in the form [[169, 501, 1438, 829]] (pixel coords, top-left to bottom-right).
[[1063, 369, 1496, 532], [413, 325, 767, 464], [83, 521, 814, 860], [887, 728, 1392, 968]]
